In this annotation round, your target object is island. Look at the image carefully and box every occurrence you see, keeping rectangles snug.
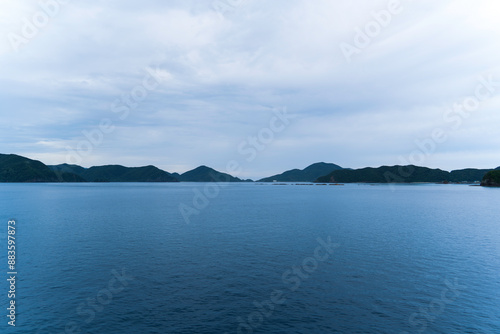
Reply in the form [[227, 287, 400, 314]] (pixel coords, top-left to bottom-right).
[[481, 170, 500, 187]]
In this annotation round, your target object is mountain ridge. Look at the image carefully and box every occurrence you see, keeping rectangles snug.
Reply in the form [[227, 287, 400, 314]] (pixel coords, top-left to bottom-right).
[[175, 165, 246, 182], [0, 154, 85, 182], [315, 165, 495, 184], [1, 153, 498, 184], [50, 164, 179, 183], [258, 162, 343, 182], [481, 170, 500, 187]]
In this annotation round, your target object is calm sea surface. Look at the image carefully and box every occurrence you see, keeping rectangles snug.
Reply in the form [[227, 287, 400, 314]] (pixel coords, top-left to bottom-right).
[[0, 183, 499, 333]]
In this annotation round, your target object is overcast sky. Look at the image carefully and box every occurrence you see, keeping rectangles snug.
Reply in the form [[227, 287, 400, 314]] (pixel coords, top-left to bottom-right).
[[1, 0, 499, 179]]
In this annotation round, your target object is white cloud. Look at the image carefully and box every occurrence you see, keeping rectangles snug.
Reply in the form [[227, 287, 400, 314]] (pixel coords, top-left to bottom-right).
[[1, 0, 499, 178]]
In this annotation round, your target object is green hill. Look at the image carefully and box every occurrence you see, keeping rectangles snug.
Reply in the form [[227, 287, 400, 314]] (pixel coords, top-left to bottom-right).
[[316, 165, 451, 183], [481, 170, 500, 187], [50, 163, 179, 182], [0, 154, 84, 182], [4, 153, 499, 184], [51, 163, 243, 182], [49, 163, 87, 176], [81, 165, 178, 182], [177, 166, 244, 182], [258, 162, 343, 182], [449, 169, 491, 183]]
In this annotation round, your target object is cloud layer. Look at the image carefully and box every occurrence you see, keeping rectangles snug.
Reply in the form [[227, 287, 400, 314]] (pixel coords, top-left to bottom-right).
[[1, 0, 499, 178]]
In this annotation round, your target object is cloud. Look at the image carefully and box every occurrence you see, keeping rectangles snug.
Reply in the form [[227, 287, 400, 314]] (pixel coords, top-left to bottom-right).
[[1, 0, 499, 178]]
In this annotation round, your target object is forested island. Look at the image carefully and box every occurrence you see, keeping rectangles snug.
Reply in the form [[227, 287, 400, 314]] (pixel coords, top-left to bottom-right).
[[0, 153, 498, 187], [480, 170, 500, 187]]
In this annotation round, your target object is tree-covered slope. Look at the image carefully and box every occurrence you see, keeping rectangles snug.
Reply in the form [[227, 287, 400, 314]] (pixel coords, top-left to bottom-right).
[[315, 165, 451, 183], [177, 166, 244, 182], [258, 162, 343, 182], [481, 170, 500, 187], [449, 169, 492, 183], [49, 163, 88, 177], [0, 154, 84, 182], [78, 165, 179, 182]]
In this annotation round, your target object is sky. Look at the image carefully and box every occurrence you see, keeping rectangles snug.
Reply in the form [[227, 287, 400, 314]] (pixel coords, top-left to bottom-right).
[[1, 0, 500, 179]]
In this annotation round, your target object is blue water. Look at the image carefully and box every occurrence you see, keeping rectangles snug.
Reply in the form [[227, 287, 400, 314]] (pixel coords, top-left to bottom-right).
[[0, 183, 499, 333]]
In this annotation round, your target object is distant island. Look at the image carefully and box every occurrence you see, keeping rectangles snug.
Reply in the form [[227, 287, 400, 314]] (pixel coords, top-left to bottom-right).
[[50, 164, 178, 183], [480, 170, 500, 187], [0, 153, 498, 187], [314, 165, 498, 184], [0, 154, 246, 183], [257, 162, 343, 182], [172, 165, 249, 182]]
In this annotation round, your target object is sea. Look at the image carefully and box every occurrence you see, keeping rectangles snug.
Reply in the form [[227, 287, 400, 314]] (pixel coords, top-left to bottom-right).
[[0, 183, 499, 334]]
